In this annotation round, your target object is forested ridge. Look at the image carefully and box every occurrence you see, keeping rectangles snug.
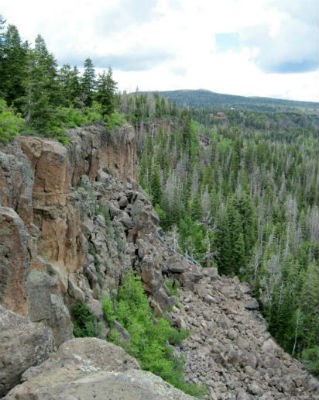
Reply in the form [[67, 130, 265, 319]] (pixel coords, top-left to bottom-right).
[[121, 93, 319, 376], [1, 16, 318, 377], [153, 89, 319, 113]]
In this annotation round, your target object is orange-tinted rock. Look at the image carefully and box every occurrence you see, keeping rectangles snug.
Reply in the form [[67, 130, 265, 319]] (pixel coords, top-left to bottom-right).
[[0, 207, 29, 315], [0, 125, 138, 321]]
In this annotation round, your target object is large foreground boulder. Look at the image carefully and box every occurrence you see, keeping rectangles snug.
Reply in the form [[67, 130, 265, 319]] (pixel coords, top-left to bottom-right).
[[5, 338, 194, 400], [0, 306, 54, 397]]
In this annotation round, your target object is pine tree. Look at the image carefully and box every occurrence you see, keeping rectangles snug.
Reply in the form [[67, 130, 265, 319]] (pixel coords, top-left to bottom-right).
[[227, 201, 246, 275], [298, 262, 319, 351], [23, 35, 58, 132], [216, 212, 233, 275], [150, 167, 162, 206], [181, 110, 192, 149], [190, 193, 202, 221], [81, 58, 95, 107], [57, 64, 81, 107], [95, 68, 117, 116], [0, 24, 28, 109], [0, 15, 6, 78]]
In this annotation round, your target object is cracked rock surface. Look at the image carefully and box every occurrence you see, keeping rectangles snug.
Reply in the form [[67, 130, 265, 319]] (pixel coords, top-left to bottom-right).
[[170, 269, 319, 400]]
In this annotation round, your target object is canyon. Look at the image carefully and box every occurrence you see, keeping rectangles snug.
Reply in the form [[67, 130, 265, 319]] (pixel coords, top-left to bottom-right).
[[0, 124, 318, 399]]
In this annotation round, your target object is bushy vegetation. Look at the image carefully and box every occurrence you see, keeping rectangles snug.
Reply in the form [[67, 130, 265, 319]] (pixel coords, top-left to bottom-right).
[[102, 272, 207, 397], [71, 302, 99, 338], [0, 99, 25, 144], [301, 346, 319, 375]]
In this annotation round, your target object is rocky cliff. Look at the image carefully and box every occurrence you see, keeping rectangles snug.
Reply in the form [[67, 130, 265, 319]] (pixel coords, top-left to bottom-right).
[[0, 124, 318, 399]]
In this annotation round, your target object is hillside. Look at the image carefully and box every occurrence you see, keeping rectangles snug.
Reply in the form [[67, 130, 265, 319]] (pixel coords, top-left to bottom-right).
[[150, 89, 319, 113], [1, 125, 318, 400], [1, 16, 319, 400]]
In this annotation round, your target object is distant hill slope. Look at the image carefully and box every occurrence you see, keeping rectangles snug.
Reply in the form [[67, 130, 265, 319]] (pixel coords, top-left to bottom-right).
[[149, 89, 318, 113]]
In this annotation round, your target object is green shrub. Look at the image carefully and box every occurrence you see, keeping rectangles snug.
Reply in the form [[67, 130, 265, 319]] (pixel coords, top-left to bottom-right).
[[301, 346, 319, 375], [102, 272, 206, 397], [0, 99, 25, 144], [101, 295, 116, 326], [55, 106, 89, 128], [84, 102, 104, 124], [71, 302, 98, 337], [104, 111, 127, 130]]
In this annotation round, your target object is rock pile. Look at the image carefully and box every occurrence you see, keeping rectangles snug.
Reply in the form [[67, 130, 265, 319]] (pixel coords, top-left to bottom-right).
[[171, 269, 319, 400]]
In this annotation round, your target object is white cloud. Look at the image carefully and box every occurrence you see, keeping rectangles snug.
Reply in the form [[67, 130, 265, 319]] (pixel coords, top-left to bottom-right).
[[0, 0, 318, 101], [240, 0, 318, 73]]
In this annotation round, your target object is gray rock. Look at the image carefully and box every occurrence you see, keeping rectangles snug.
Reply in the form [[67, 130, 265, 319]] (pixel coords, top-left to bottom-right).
[[0, 207, 30, 315], [244, 299, 259, 310], [118, 195, 128, 208], [26, 270, 72, 346], [236, 390, 252, 400], [0, 306, 54, 397], [68, 274, 85, 302], [118, 211, 134, 229], [5, 339, 193, 400], [248, 382, 262, 396], [111, 320, 131, 343]]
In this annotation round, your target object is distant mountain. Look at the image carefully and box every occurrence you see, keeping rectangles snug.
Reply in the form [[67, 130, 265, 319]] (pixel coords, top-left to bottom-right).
[[149, 89, 318, 113]]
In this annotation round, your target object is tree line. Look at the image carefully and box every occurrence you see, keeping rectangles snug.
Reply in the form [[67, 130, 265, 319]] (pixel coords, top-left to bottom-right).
[[0, 16, 117, 143]]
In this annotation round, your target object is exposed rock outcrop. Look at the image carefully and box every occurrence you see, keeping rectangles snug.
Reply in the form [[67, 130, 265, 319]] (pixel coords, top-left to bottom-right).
[[170, 269, 319, 400], [0, 207, 29, 315], [0, 124, 145, 347], [0, 124, 197, 395], [0, 306, 54, 397], [4, 338, 193, 400]]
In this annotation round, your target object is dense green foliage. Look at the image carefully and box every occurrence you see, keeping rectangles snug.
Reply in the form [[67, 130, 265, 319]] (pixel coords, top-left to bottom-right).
[[0, 99, 25, 143], [0, 16, 118, 143], [72, 302, 99, 337], [102, 272, 206, 397], [125, 93, 319, 375]]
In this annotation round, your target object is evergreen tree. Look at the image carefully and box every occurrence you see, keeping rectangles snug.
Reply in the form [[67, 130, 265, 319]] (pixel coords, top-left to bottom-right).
[[0, 15, 6, 74], [95, 68, 117, 116], [190, 193, 202, 221], [0, 98, 25, 143], [150, 167, 161, 206], [57, 64, 81, 107], [22, 35, 58, 132], [181, 110, 192, 148], [298, 262, 319, 351], [0, 24, 28, 109], [81, 58, 95, 107]]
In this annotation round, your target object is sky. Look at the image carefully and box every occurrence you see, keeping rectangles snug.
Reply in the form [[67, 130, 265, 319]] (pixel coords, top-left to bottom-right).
[[0, 0, 318, 101]]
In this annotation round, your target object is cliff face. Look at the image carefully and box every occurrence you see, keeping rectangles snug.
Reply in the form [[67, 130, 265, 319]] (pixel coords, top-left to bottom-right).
[[0, 123, 199, 396], [0, 124, 318, 400], [0, 124, 160, 342]]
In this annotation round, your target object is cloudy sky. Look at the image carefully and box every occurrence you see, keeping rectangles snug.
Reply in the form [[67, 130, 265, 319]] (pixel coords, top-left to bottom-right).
[[1, 0, 318, 101]]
